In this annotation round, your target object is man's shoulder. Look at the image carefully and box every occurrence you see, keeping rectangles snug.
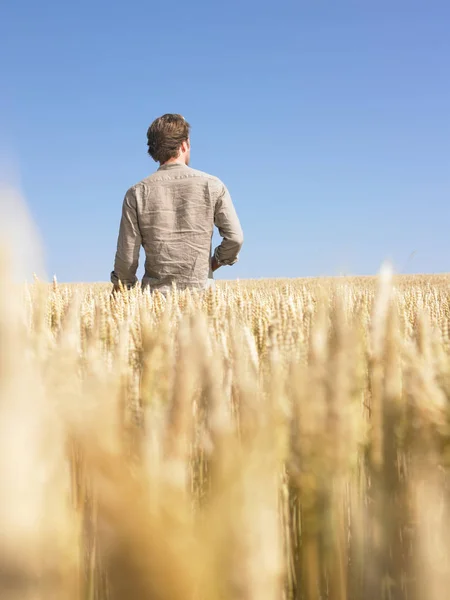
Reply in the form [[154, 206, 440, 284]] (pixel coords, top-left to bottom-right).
[[134, 167, 224, 185], [123, 175, 158, 199], [125, 167, 225, 197], [183, 166, 223, 185], [126, 174, 157, 193]]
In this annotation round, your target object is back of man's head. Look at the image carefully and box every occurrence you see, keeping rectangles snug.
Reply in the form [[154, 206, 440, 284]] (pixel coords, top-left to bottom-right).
[[147, 114, 191, 164]]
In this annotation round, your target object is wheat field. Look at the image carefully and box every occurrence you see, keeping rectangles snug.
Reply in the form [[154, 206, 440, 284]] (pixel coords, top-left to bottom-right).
[[1, 252, 450, 600]]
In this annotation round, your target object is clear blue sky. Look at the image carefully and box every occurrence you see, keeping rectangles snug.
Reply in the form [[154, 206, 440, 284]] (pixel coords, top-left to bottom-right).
[[2, 0, 449, 282]]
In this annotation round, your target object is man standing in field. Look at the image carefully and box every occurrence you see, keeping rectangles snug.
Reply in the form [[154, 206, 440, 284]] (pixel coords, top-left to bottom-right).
[[111, 114, 243, 293]]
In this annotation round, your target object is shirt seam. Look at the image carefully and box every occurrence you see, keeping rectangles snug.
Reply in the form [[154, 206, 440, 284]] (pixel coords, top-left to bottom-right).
[[131, 171, 221, 191]]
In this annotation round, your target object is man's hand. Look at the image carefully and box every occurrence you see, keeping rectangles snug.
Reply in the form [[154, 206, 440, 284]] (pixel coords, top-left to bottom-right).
[[211, 256, 221, 272]]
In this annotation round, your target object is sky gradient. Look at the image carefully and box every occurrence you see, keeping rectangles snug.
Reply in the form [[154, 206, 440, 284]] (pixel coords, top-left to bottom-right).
[[2, 0, 449, 282]]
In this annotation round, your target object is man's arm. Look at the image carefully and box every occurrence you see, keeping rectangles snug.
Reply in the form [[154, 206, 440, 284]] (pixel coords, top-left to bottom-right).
[[213, 183, 244, 271], [110, 188, 142, 291]]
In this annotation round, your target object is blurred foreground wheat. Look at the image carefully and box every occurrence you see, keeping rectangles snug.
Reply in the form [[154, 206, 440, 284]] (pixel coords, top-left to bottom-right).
[[1, 253, 450, 599]]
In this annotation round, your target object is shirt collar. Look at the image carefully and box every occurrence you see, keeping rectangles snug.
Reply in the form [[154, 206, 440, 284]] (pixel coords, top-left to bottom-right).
[[157, 162, 188, 171]]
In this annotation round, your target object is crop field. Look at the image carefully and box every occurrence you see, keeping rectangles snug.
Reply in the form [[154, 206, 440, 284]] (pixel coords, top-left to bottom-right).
[[1, 260, 450, 600]]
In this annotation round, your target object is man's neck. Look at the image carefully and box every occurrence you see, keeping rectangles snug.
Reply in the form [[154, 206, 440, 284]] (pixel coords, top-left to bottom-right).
[[161, 158, 186, 167]]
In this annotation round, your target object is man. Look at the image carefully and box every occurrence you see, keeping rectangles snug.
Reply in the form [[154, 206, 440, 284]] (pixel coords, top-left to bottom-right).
[[111, 114, 243, 293]]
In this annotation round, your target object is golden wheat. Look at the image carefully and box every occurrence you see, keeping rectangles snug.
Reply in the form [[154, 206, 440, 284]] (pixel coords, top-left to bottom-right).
[[1, 253, 450, 599]]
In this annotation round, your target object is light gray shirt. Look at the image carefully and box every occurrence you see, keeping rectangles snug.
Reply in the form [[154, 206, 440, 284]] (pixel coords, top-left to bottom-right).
[[111, 162, 243, 292]]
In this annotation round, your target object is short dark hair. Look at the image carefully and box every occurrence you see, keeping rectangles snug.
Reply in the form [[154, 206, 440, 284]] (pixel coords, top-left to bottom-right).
[[146, 114, 190, 163]]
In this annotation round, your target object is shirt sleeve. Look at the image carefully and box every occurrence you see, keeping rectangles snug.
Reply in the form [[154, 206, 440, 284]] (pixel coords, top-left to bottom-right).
[[110, 188, 142, 287], [213, 183, 244, 266]]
